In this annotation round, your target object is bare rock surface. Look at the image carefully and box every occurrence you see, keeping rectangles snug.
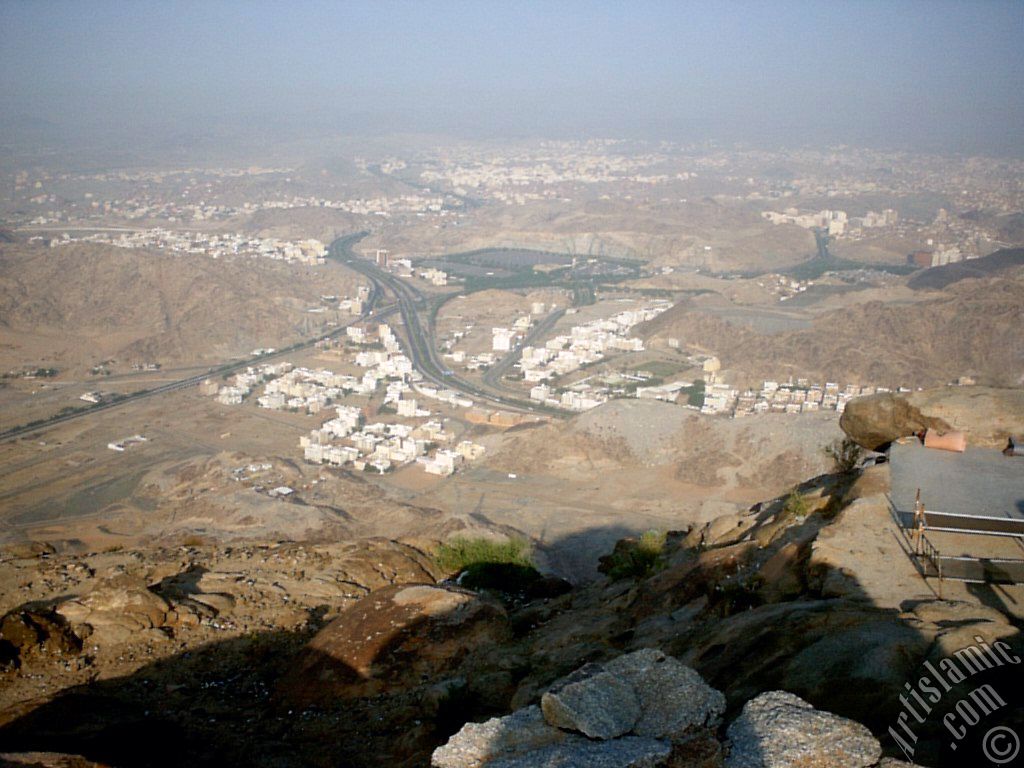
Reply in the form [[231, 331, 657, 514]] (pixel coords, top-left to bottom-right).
[[603, 648, 726, 738], [725, 690, 882, 768], [432, 706, 569, 768], [542, 666, 640, 739], [282, 582, 510, 703], [55, 576, 175, 646], [436, 649, 723, 767], [840, 387, 1024, 450], [433, 706, 671, 768]]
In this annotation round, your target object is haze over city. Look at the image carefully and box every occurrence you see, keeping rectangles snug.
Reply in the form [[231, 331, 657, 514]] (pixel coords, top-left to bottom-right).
[[2, 0, 1023, 153], [0, 3, 1023, 768]]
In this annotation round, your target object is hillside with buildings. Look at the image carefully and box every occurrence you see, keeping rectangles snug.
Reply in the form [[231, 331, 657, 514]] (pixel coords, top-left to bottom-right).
[[639, 270, 1024, 389]]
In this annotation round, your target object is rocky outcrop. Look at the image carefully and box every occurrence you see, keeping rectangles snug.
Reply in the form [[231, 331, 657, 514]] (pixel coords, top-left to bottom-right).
[[725, 691, 882, 768], [435, 648, 722, 767], [539, 649, 725, 741], [676, 599, 933, 730], [839, 393, 951, 450], [281, 583, 510, 704], [435, 651, 912, 768], [840, 387, 1024, 450], [432, 705, 671, 768], [55, 576, 179, 646], [541, 666, 641, 739], [0, 610, 81, 669]]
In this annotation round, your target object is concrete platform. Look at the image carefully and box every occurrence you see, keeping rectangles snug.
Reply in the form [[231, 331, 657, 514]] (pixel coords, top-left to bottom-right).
[[890, 439, 1023, 520]]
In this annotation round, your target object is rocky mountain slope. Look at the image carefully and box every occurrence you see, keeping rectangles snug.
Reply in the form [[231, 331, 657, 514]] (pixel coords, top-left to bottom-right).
[[0, 386, 1021, 767], [0, 242, 363, 372], [484, 400, 841, 498], [639, 272, 1024, 388]]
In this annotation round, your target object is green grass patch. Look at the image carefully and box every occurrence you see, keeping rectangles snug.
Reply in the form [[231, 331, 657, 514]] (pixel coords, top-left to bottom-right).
[[780, 489, 811, 521], [434, 536, 533, 575], [434, 537, 545, 600]]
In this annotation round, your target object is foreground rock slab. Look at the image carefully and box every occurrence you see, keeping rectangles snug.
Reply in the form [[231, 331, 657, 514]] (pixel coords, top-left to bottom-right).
[[541, 667, 641, 739], [725, 690, 882, 768], [281, 582, 510, 704], [604, 647, 726, 738], [435, 648, 724, 767]]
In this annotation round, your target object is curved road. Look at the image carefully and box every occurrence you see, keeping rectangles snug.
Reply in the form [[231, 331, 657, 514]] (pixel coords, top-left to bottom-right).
[[329, 235, 566, 417], [0, 230, 571, 443], [0, 233, 393, 442]]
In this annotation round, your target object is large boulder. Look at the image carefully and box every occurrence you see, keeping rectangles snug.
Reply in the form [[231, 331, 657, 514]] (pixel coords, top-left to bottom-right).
[[434, 649, 724, 768], [602, 648, 726, 738], [280, 583, 510, 704], [725, 690, 881, 768], [840, 387, 1024, 450], [541, 666, 641, 739], [55, 576, 177, 646]]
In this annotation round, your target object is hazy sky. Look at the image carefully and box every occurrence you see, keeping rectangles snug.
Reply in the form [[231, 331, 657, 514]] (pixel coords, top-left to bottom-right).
[[2, 0, 1023, 153]]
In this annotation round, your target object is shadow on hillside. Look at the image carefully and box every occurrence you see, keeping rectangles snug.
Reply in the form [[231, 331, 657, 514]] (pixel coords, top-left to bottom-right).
[[0, 513, 1022, 768]]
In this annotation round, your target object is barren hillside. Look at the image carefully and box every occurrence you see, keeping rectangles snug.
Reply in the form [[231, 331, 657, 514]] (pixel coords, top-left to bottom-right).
[[640, 273, 1024, 388], [486, 399, 841, 496], [0, 242, 365, 371]]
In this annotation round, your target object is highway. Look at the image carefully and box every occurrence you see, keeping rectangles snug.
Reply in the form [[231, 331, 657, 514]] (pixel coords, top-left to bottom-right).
[[0, 231, 566, 443], [0, 233, 394, 442], [482, 307, 566, 393], [328, 235, 567, 417]]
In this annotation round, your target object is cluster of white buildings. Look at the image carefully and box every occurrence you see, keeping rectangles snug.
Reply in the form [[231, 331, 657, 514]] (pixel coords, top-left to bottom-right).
[[724, 380, 907, 417], [217, 324, 417, 411], [520, 302, 670, 393], [244, 193, 447, 217], [52, 229, 327, 266], [416, 147, 691, 204], [256, 366, 376, 413], [417, 267, 449, 286], [301, 409, 484, 476], [756, 274, 811, 301], [761, 207, 898, 237], [210, 362, 295, 405]]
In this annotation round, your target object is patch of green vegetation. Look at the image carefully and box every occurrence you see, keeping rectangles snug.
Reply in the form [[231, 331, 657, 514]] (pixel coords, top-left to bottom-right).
[[434, 536, 533, 575], [785, 257, 918, 281], [636, 360, 685, 378], [825, 437, 864, 475], [602, 530, 667, 580], [780, 489, 811, 521], [681, 379, 706, 407], [434, 537, 545, 600], [463, 269, 564, 293]]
